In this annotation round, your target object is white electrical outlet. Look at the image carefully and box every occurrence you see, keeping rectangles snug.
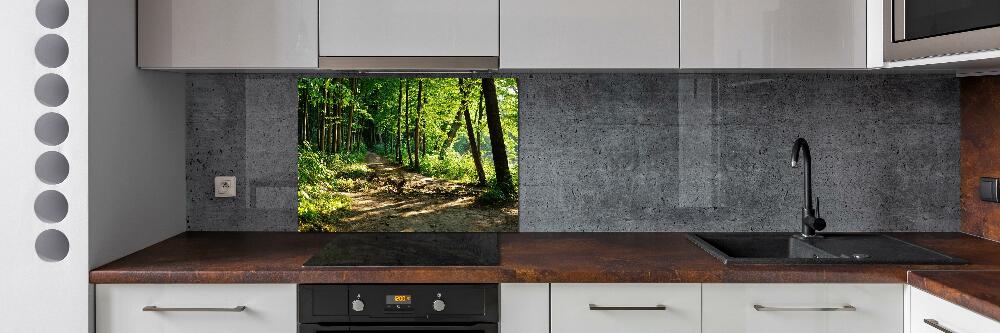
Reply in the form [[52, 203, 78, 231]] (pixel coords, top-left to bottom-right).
[[215, 176, 236, 198]]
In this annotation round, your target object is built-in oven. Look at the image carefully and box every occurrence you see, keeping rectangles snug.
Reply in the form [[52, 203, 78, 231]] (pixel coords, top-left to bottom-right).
[[885, 0, 1000, 61], [299, 284, 498, 333]]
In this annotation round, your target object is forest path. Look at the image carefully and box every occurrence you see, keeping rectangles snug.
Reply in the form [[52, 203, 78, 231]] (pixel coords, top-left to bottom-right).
[[336, 152, 518, 232]]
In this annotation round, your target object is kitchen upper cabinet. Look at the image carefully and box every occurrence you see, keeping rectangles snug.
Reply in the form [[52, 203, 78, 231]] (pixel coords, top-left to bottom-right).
[[910, 287, 1000, 333], [138, 0, 318, 69], [551, 283, 701, 333], [319, 0, 499, 58], [97, 284, 297, 333], [500, 0, 680, 69], [680, 0, 871, 68], [702, 284, 903, 333]]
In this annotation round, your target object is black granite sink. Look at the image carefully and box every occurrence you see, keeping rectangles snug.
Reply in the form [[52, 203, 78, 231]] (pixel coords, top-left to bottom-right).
[[687, 233, 966, 265]]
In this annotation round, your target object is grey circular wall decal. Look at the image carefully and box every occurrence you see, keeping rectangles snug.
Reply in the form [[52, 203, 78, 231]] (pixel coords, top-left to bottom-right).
[[34, 73, 69, 107], [35, 151, 69, 184], [35, 113, 69, 146], [35, 229, 69, 262], [34, 190, 68, 223], [35, 0, 69, 29], [35, 34, 69, 68]]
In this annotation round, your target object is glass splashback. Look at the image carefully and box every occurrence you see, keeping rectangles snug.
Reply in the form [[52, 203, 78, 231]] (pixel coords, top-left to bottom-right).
[[296, 77, 518, 232]]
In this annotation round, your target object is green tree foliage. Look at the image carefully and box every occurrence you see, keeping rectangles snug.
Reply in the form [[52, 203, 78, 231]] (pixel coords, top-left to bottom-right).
[[297, 77, 519, 231]]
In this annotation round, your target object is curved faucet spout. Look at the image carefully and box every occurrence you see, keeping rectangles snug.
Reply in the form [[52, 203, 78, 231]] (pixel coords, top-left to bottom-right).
[[791, 138, 824, 237], [791, 138, 810, 168], [791, 138, 813, 211]]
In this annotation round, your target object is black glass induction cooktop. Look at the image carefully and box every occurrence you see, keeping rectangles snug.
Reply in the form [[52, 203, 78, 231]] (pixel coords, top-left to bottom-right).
[[303, 233, 500, 266]]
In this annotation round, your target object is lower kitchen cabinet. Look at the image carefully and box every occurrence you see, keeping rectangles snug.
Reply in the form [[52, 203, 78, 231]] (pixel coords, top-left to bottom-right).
[[94, 282, 998, 333], [96, 284, 297, 333], [551, 283, 701, 333], [500, 283, 548, 333], [910, 287, 1000, 333], [702, 283, 904, 333]]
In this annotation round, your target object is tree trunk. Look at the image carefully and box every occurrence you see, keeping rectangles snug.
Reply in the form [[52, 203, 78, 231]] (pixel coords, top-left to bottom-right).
[[319, 84, 324, 151], [305, 85, 312, 146], [305, 86, 311, 145], [333, 79, 342, 154], [395, 80, 404, 162], [463, 91, 487, 186], [475, 82, 485, 144], [482, 78, 515, 197], [298, 85, 305, 145], [320, 79, 330, 152], [413, 80, 424, 169], [438, 78, 466, 159], [347, 78, 357, 152], [404, 80, 412, 166]]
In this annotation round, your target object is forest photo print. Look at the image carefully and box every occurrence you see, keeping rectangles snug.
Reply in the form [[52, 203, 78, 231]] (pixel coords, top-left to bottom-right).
[[297, 77, 519, 232]]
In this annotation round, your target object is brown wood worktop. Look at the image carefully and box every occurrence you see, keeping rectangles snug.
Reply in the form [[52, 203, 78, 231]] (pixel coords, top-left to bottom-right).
[[91, 232, 1000, 285], [908, 270, 1000, 322]]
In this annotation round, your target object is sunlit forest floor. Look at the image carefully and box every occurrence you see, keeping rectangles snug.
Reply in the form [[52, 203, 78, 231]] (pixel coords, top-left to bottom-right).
[[298, 149, 518, 232], [339, 153, 517, 232]]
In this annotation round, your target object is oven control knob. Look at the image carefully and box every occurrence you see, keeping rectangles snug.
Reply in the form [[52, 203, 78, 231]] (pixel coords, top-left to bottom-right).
[[432, 299, 446, 312], [351, 299, 365, 312]]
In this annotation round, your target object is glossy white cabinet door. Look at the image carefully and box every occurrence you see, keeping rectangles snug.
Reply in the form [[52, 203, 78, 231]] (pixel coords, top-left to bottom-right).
[[501, 0, 680, 69], [551, 283, 700, 333], [500, 283, 549, 333], [319, 0, 499, 57], [138, 0, 318, 69], [680, 0, 868, 68], [96, 284, 297, 333], [702, 283, 903, 333], [910, 287, 1000, 333]]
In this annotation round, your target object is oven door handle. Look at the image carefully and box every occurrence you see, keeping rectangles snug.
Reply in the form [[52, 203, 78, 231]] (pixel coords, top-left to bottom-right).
[[348, 323, 497, 331]]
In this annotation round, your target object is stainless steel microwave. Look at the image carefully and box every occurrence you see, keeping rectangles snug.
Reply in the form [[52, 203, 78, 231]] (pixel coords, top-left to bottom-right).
[[884, 0, 1000, 62]]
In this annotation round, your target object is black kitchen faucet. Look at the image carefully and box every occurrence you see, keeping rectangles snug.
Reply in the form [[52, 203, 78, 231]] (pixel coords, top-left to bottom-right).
[[791, 138, 826, 238]]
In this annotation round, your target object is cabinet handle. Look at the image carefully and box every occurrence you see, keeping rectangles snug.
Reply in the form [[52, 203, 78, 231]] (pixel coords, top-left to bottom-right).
[[753, 304, 856, 312], [142, 306, 247, 312], [923, 319, 955, 333], [589, 304, 667, 311]]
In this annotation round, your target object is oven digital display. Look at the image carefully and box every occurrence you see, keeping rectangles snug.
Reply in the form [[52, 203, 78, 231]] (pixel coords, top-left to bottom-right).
[[386, 295, 412, 305]]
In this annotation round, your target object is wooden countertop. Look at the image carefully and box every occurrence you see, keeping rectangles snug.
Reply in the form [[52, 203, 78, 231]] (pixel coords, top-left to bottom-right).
[[908, 270, 1000, 322], [90, 232, 1000, 321], [91, 232, 1000, 284]]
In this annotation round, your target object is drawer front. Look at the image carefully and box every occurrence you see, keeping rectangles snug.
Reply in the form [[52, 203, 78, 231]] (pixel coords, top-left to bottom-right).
[[551, 283, 700, 333], [703, 283, 903, 333], [910, 287, 1000, 333], [96, 284, 297, 333]]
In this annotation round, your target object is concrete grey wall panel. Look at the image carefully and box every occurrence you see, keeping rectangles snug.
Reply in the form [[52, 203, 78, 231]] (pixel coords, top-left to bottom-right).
[[186, 73, 960, 233]]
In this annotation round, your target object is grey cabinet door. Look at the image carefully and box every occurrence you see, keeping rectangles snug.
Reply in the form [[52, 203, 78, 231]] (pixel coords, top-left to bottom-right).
[[319, 0, 499, 57], [138, 0, 318, 69], [501, 0, 680, 69], [681, 0, 870, 69]]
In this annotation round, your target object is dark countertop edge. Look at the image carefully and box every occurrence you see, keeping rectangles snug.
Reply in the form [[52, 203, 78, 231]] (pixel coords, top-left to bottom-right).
[[86, 269, 920, 284], [907, 270, 1000, 323]]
